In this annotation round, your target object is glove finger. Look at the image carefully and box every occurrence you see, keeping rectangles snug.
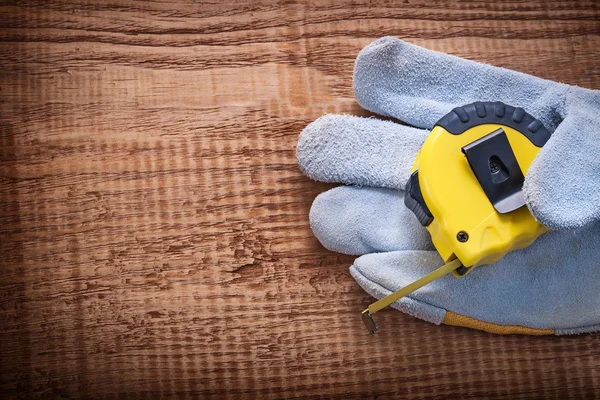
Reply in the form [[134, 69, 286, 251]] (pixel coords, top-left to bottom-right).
[[350, 250, 447, 325], [351, 221, 600, 334], [353, 36, 567, 131], [524, 89, 600, 230], [310, 186, 434, 256], [297, 114, 428, 189]]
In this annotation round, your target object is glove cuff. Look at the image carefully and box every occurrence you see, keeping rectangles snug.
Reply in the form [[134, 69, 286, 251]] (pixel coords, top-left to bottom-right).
[[443, 311, 553, 335]]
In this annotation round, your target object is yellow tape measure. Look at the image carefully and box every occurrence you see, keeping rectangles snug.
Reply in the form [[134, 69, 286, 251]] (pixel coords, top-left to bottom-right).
[[362, 102, 551, 333]]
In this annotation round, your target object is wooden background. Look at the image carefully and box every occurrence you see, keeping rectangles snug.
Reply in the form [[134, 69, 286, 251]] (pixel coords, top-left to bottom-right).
[[1, 1, 599, 398]]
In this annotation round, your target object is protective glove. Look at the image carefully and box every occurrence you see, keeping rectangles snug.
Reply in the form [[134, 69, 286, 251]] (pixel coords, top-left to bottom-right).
[[297, 37, 600, 335]]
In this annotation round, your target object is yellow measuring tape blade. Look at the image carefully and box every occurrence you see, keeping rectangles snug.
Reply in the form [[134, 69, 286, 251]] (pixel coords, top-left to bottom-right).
[[361, 259, 462, 333]]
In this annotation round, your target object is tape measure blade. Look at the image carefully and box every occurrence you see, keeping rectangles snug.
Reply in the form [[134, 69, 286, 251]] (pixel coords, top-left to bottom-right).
[[366, 259, 462, 315]]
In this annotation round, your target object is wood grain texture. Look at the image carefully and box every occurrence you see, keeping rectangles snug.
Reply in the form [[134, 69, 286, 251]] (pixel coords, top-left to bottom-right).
[[1, 1, 600, 398]]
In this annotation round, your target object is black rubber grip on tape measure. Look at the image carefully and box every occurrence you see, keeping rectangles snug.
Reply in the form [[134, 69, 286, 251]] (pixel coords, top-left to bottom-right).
[[404, 171, 433, 227], [435, 101, 551, 147]]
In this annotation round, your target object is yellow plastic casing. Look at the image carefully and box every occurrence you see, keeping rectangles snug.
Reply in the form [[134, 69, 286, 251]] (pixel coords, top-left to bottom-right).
[[413, 123, 549, 273]]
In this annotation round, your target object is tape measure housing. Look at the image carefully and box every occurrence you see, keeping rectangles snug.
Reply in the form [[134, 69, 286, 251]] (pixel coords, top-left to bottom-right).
[[405, 102, 550, 273]]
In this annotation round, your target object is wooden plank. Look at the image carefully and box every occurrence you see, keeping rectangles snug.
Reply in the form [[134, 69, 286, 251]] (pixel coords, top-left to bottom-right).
[[1, 1, 599, 398]]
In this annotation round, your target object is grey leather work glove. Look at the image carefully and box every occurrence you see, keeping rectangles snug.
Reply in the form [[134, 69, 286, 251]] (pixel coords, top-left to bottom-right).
[[297, 37, 600, 335]]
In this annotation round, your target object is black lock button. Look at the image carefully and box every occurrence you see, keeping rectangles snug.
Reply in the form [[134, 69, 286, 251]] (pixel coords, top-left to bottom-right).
[[404, 171, 434, 227]]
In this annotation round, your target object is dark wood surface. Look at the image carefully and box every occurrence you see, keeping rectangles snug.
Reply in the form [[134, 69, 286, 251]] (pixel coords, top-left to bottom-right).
[[1, 1, 600, 398]]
